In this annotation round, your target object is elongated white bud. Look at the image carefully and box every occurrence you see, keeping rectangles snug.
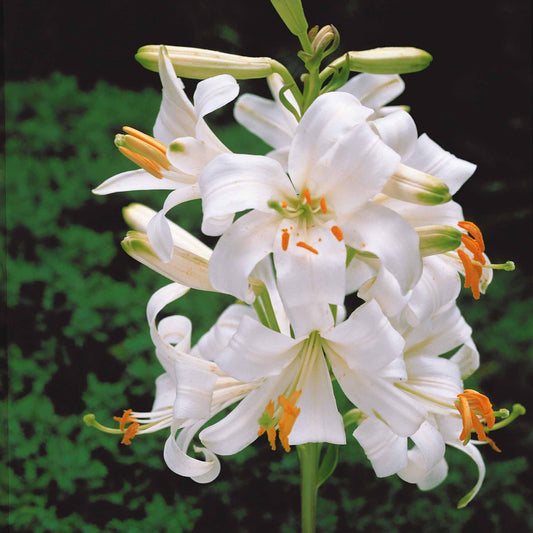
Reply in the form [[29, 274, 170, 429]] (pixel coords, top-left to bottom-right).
[[383, 164, 452, 205], [122, 231, 214, 292], [122, 203, 212, 260], [136, 45, 276, 80], [322, 47, 432, 78]]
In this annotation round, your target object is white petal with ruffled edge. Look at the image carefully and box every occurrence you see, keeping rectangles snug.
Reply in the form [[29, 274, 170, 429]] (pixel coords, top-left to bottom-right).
[[164, 420, 221, 483], [199, 153, 295, 235], [403, 134, 476, 195], [398, 421, 446, 484], [208, 210, 279, 303], [194, 75, 240, 122], [353, 417, 408, 477]]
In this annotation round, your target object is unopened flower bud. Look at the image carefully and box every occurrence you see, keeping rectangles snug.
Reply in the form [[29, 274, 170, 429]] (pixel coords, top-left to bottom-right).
[[323, 47, 432, 77], [416, 225, 462, 257], [311, 25, 340, 56], [136, 45, 276, 80], [122, 231, 214, 291], [383, 164, 452, 205], [270, 0, 308, 37]]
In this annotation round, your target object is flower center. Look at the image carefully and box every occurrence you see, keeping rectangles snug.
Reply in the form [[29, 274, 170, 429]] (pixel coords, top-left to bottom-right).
[[115, 126, 171, 179], [258, 390, 302, 452], [270, 188, 344, 254]]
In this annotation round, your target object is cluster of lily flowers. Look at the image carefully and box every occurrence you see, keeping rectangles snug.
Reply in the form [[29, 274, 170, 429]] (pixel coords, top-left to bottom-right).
[[84, 8, 522, 509]]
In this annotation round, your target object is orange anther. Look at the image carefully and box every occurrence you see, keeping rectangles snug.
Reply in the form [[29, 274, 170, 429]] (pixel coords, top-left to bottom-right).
[[320, 197, 328, 213], [118, 146, 164, 179], [330, 225, 344, 241], [122, 126, 167, 155], [461, 234, 485, 265], [278, 391, 302, 452], [120, 421, 140, 445], [455, 390, 500, 452], [457, 249, 481, 299], [303, 188, 313, 206], [458, 221, 485, 253], [296, 241, 319, 255], [281, 229, 290, 251], [281, 201, 288, 208], [114, 409, 137, 431]]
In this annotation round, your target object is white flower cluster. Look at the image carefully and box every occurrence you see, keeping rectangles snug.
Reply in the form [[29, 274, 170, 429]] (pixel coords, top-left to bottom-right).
[[88, 42, 516, 508]]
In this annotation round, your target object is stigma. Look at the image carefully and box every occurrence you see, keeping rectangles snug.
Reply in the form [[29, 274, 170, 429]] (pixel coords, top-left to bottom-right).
[[114, 126, 171, 179]]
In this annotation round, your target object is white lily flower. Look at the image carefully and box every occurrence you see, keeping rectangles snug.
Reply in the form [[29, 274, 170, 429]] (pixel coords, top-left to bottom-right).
[[198, 91, 421, 327], [353, 299, 504, 507], [200, 298, 426, 457], [92, 46, 239, 262]]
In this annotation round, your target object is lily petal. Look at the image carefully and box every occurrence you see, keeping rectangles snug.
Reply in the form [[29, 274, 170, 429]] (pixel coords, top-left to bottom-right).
[[353, 417, 408, 477], [289, 344, 346, 445], [164, 420, 221, 483], [147, 185, 200, 262], [92, 169, 178, 195], [214, 315, 302, 382], [323, 299, 405, 372], [342, 202, 422, 293], [199, 153, 294, 235], [208, 210, 279, 303], [340, 73, 405, 111], [288, 92, 374, 191], [154, 47, 197, 145], [371, 110, 418, 159], [403, 134, 476, 195], [234, 93, 297, 149], [398, 421, 446, 484]]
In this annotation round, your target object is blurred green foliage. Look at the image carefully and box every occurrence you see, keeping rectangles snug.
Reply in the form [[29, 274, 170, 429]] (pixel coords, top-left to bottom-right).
[[5, 73, 533, 532]]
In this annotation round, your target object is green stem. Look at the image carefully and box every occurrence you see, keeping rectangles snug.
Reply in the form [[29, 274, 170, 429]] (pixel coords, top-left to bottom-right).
[[297, 443, 320, 533]]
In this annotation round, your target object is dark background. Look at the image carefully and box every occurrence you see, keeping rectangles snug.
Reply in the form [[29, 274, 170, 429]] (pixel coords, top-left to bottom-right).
[[5, 1, 533, 532]]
